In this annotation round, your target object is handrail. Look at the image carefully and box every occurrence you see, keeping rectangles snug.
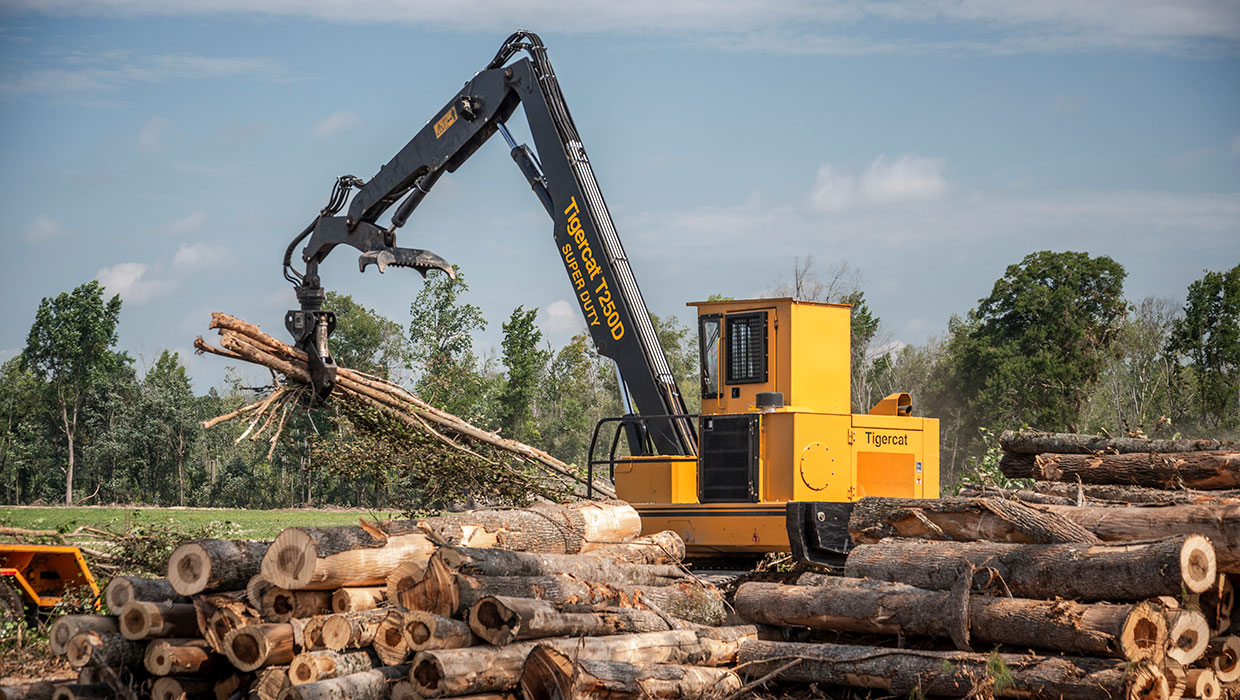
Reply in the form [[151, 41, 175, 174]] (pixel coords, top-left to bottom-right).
[[585, 413, 699, 498]]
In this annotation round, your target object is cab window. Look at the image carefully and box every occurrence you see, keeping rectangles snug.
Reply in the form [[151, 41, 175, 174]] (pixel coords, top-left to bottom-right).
[[699, 315, 721, 398]]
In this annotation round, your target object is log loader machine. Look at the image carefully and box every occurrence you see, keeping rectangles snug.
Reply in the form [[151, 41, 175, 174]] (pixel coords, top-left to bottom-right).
[[281, 31, 939, 566]]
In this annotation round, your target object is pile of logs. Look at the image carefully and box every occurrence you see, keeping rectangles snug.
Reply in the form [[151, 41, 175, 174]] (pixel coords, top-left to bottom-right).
[[7, 500, 754, 700], [731, 429, 1240, 699]]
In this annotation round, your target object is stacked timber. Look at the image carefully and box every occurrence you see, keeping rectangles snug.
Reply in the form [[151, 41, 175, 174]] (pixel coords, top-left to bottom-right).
[[17, 500, 741, 700]]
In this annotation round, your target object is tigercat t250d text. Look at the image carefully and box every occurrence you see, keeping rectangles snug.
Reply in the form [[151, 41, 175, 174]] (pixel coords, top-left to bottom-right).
[[278, 31, 939, 566]]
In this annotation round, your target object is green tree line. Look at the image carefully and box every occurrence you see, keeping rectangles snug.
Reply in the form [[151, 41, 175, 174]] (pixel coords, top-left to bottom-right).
[[1, 254, 1236, 507]]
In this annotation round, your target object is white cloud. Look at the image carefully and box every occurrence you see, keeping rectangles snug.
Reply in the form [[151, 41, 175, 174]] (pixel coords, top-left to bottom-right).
[[172, 241, 229, 269], [23, 216, 65, 240], [5, 1, 1237, 56], [166, 211, 206, 235], [1232, 134, 1240, 156], [540, 299, 581, 335], [0, 51, 284, 97], [138, 116, 169, 154], [810, 154, 948, 211], [96, 262, 169, 304], [313, 111, 358, 138]]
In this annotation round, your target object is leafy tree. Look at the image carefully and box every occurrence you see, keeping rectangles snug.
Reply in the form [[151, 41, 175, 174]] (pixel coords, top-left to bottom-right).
[[21, 281, 126, 504], [951, 250, 1127, 438], [325, 291, 410, 379], [408, 268, 491, 422], [499, 306, 551, 443], [650, 313, 700, 414], [536, 333, 622, 465], [140, 351, 198, 506], [1171, 265, 1240, 427], [0, 357, 55, 503]]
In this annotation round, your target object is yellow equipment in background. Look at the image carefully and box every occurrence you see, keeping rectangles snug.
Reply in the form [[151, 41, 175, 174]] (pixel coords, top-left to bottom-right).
[[605, 297, 940, 563], [0, 543, 99, 622]]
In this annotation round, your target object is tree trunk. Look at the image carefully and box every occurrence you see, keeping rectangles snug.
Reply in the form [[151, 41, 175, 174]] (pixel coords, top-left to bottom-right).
[[320, 610, 388, 651], [49, 616, 117, 656], [1010, 451, 1240, 489], [849, 496, 1099, 544], [373, 610, 412, 666], [404, 611, 476, 652], [251, 665, 291, 700], [1196, 574, 1234, 634], [212, 673, 245, 700], [168, 539, 271, 596], [301, 615, 332, 652], [737, 640, 1167, 700], [469, 596, 680, 647], [417, 568, 726, 625], [1166, 610, 1210, 665], [260, 588, 332, 622], [1029, 481, 1240, 506], [1042, 503, 1240, 573], [435, 547, 688, 587], [519, 645, 740, 700], [64, 631, 146, 669], [415, 501, 641, 554], [50, 685, 107, 700], [288, 649, 377, 686], [1000, 430, 1240, 455], [194, 591, 259, 654], [150, 676, 211, 700], [143, 637, 223, 675], [385, 560, 427, 609], [118, 601, 199, 640], [261, 524, 435, 590], [105, 577, 187, 613], [585, 531, 685, 565], [1185, 668, 1220, 700], [844, 536, 1216, 601], [280, 664, 410, 700], [246, 575, 276, 611], [330, 586, 385, 613], [1209, 636, 1240, 683], [408, 626, 755, 698], [223, 623, 296, 672], [63, 402, 75, 507], [735, 580, 1166, 660]]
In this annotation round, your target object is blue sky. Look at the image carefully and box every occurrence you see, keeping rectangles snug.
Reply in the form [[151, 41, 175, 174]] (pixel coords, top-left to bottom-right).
[[1, 2, 1238, 391]]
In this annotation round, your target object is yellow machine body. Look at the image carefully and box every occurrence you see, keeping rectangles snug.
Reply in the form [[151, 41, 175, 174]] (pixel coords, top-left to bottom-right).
[[613, 298, 939, 557], [0, 543, 100, 608]]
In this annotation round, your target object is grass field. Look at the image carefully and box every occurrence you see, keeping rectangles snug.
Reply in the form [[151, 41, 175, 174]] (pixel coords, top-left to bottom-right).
[[0, 505, 404, 539]]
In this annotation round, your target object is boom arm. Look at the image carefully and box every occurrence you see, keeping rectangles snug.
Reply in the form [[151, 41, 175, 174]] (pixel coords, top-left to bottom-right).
[[286, 32, 696, 457]]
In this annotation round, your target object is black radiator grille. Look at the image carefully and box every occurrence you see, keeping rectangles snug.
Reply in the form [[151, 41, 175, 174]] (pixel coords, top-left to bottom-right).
[[699, 415, 759, 503]]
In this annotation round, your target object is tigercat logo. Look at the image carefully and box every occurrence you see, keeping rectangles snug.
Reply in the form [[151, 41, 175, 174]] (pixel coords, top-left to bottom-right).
[[864, 431, 910, 448], [433, 107, 457, 138]]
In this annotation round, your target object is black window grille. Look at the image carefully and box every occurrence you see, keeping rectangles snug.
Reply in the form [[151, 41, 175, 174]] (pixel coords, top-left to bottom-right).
[[726, 312, 768, 384]]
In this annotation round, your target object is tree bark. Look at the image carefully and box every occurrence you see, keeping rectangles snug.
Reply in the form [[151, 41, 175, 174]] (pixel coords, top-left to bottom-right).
[[168, 539, 271, 596], [373, 610, 412, 666], [417, 569, 726, 625], [260, 588, 331, 622], [143, 637, 223, 675], [1042, 503, 1240, 573], [118, 601, 199, 640], [330, 586, 385, 613], [434, 547, 688, 587], [404, 611, 476, 652], [49, 615, 117, 656], [849, 496, 1099, 544], [844, 535, 1216, 601], [737, 640, 1167, 700], [415, 501, 641, 554], [150, 676, 211, 700], [223, 623, 296, 672], [104, 577, 187, 613], [320, 610, 387, 651], [280, 664, 410, 700], [288, 650, 377, 686], [64, 631, 146, 669], [260, 524, 435, 590], [469, 596, 680, 647], [408, 626, 755, 698], [1000, 430, 1240, 455], [196, 592, 259, 654], [1029, 481, 1240, 506], [585, 531, 685, 565], [519, 645, 740, 700], [736, 580, 1167, 660], [1011, 451, 1240, 489], [247, 575, 276, 611]]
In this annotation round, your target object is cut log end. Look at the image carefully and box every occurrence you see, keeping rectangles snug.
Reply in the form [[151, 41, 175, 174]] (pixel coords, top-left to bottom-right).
[[1124, 663, 1168, 700], [1211, 636, 1240, 683], [266, 530, 315, 590], [410, 655, 446, 697], [1123, 602, 1170, 662], [1182, 535, 1218, 594], [1188, 669, 1220, 700], [168, 543, 209, 595], [1167, 610, 1211, 666]]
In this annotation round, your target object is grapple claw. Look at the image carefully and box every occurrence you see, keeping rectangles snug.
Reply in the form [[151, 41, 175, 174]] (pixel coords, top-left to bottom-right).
[[359, 247, 454, 278]]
